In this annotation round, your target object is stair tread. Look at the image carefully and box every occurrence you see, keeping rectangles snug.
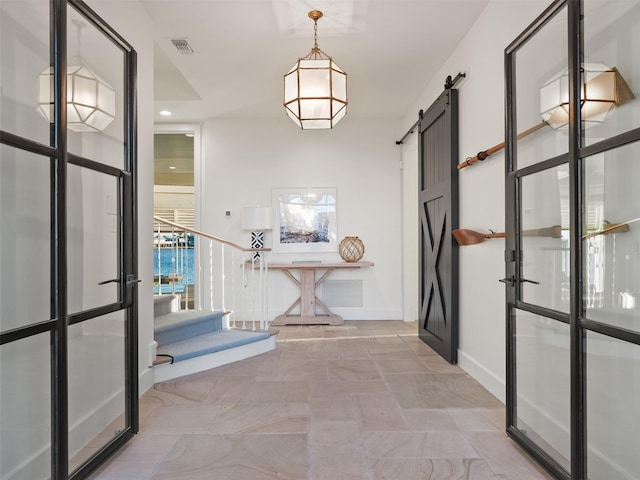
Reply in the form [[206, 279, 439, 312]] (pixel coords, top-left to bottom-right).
[[155, 310, 225, 332], [156, 329, 270, 363]]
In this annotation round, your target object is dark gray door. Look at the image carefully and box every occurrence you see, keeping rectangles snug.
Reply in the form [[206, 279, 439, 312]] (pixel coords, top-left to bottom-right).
[[504, 2, 640, 479], [0, 1, 138, 479], [418, 88, 459, 363]]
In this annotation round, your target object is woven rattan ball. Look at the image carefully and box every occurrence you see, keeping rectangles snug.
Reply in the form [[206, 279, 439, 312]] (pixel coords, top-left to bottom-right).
[[339, 236, 365, 262]]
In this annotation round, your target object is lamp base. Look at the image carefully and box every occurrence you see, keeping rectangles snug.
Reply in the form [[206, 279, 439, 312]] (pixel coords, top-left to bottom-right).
[[251, 231, 264, 261]]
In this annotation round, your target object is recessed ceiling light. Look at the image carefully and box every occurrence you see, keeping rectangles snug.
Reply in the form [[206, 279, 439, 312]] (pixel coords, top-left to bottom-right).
[[169, 166, 176, 170], [159, 110, 172, 116]]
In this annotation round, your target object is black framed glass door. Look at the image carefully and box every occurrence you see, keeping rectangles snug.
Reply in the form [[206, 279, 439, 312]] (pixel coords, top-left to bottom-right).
[[0, 1, 138, 479], [504, 1, 640, 479]]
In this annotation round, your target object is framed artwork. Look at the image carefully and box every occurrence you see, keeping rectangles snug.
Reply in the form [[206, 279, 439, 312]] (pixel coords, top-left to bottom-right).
[[272, 188, 337, 252]]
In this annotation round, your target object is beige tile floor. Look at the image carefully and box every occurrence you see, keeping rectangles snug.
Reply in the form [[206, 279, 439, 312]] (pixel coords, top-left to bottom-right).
[[89, 321, 552, 480]]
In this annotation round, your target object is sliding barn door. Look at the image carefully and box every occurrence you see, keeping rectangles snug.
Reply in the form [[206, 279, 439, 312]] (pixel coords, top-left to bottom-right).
[[418, 89, 459, 363]]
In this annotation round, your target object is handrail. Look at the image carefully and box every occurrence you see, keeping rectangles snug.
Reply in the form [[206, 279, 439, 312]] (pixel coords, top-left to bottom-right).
[[153, 215, 271, 331], [153, 215, 271, 253]]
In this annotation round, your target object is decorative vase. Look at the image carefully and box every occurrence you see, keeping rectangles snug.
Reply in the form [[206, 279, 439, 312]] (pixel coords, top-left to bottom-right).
[[339, 236, 365, 262]]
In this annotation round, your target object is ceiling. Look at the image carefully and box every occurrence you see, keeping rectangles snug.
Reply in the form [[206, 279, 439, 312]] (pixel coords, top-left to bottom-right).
[[141, 0, 491, 124], [154, 133, 194, 185]]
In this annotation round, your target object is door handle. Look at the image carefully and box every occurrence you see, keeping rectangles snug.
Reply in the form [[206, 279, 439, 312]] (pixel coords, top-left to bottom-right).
[[126, 274, 142, 287], [498, 277, 540, 286], [98, 278, 120, 285], [499, 276, 515, 287]]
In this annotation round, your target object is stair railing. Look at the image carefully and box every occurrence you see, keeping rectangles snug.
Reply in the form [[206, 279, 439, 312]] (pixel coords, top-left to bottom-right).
[[153, 215, 271, 331]]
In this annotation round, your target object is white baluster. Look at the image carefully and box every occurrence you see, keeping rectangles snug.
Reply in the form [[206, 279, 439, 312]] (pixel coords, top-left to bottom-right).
[[220, 244, 226, 328], [156, 221, 162, 295], [185, 233, 190, 310], [230, 249, 237, 329], [251, 260, 256, 331], [196, 235, 202, 311], [262, 253, 269, 331], [209, 239, 214, 312], [241, 257, 247, 330], [171, 226, 176, 296]]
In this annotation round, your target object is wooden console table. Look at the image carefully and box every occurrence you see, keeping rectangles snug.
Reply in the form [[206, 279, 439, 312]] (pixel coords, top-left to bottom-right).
[[269, 262, 374, 325]]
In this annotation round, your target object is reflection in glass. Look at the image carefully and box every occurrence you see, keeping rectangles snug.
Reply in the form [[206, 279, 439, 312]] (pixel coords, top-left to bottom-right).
[[0, 0, 51, 144], [584, 0, 640, 146], [67, 165, 120, 314], [0, 333, 52, 480], [66, 6, 124, 169], [583, 143, 640, 332], [68, 312, 126, 472], [540, 63, 633, 130], [521, 164, 570, 312], [0, 145, 51, 331], [515, 5, 568, 169], [586, 332, 640, 479], [515, 310, 570, 472]]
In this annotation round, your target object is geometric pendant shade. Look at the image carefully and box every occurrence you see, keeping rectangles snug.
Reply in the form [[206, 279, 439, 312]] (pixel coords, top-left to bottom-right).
[[540, 63, 634, 129], [284, 10, 347, 130], [38, 64, 116, 132]]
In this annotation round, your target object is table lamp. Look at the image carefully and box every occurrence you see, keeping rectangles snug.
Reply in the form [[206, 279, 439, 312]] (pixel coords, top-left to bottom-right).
[[242, 206, 273, 262]]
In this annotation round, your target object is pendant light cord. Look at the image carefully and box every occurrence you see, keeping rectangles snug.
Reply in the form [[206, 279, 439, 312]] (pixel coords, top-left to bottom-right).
[[71, 19, 86, 62]]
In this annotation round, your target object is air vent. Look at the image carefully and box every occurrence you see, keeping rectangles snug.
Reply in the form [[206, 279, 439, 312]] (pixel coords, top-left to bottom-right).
[[170, 38, 195, 54], [321, 280, 363, 307]]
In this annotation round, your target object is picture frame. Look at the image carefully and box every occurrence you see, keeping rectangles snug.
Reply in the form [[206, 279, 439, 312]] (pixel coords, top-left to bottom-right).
[[272, 188, 337, 253]]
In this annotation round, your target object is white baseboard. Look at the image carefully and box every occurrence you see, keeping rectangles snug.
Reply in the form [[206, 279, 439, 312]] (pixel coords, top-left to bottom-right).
[[457, 349, 506, 404], [266, 308, 403, 321], [153, 336, 276, 383], [139, 366, 155, 397]]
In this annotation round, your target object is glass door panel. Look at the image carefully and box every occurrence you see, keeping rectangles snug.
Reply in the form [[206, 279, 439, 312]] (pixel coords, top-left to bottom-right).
[[0, 0, 52, 145], [68, 311, 126, 471], [515, 310, 571, 471], [0, 145, 51, 330], [67, 164, 120, 315], [515, 4, 568, 170], [583, 143, 640, 332], [65, 151, 132, 477], [520, 164, 570, 312], [507, 2, 640, 479], [586, 332, 640, 479], [0, 333, 52, 480], [66, 5, 125, 169], [64, 4, 136, 477], [584, 0, 640, 147]]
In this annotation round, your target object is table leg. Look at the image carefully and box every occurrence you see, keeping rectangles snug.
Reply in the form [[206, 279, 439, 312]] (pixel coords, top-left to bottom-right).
[[272, 268, 344, 325], [300, 270, 316, 317]]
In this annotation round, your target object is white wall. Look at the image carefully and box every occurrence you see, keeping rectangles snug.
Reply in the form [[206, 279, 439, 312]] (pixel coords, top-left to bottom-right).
[[400, 0, 551, 401], [401, 133, 419, 322], [202, 117, 403, 321]]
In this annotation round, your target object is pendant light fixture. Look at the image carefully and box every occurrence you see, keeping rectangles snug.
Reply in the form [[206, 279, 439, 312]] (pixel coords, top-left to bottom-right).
[[284, 10, 347, 130], [38, 19, 116, 132], [540, 63, 634, 129]]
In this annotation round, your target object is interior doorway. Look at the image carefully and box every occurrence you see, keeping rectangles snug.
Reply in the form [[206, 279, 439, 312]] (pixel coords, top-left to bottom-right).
[[153, 125, 201, 310]]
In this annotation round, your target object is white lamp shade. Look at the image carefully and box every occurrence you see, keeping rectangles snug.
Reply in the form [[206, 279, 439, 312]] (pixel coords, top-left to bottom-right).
[[284, 57, 347, 130], [242, 207, 273, 230], [539, 63, 632, 129], [38, 63, 116, 132]]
